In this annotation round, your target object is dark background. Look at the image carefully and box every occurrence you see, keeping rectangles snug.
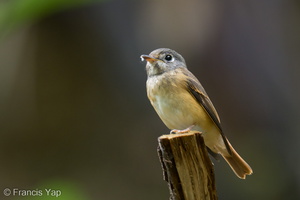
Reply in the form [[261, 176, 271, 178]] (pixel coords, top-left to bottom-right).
[[0, 0, 300, 199]]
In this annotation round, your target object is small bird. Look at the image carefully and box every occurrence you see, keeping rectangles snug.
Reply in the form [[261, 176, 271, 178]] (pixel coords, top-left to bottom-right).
[[141, 48, 253, 179]]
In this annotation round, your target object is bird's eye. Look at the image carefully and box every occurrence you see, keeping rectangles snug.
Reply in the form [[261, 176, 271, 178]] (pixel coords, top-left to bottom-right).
[[165, 55, 173, 61]]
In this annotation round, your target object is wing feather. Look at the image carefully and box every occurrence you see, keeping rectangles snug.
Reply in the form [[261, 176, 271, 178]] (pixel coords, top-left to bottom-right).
[[183, 70, 232, 155]]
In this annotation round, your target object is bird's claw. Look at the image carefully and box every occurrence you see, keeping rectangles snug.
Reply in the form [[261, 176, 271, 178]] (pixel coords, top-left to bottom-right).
[[170, 125, 195, 134]]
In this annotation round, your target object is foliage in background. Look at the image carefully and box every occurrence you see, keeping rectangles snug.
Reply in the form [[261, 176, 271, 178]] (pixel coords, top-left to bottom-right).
[[0, 0, 104, 39], [19, 179, 90, 200]]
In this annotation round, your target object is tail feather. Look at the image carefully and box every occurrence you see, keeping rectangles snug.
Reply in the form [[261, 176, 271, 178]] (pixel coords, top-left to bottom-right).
[[221, 141, 253, 179]]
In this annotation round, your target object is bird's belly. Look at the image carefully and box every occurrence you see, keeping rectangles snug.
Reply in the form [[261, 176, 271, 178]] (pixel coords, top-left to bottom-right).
[[153, 94, 225, 153], [152, 92, 212, 132]]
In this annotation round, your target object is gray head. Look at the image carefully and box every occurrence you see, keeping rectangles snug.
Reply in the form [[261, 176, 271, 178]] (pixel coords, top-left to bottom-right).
[[141, 48, 186, 77]]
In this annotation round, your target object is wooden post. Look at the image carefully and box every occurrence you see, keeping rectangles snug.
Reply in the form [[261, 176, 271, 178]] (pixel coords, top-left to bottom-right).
[[157, 132, 217, 200]]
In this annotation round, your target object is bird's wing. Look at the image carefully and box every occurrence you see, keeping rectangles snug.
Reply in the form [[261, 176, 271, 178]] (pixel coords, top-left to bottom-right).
[[184, 70, 232, 155]]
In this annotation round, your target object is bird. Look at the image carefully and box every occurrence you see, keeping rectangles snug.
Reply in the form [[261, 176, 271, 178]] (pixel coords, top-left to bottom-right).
[[140, 48, 253, 179]]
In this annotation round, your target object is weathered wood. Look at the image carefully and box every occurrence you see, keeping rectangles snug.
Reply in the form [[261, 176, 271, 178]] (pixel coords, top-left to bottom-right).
[[157, 132, 217, 200]]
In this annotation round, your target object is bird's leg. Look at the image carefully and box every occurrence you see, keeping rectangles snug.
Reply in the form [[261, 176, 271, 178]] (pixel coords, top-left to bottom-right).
[[170, 125, 195, 134]]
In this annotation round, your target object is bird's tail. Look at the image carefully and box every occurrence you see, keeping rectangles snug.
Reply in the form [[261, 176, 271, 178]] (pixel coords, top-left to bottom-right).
[[221, 140, 253, 179]]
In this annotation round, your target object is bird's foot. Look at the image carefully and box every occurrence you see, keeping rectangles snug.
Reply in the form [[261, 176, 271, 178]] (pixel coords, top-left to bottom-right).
[[170, 125, 195, 134]]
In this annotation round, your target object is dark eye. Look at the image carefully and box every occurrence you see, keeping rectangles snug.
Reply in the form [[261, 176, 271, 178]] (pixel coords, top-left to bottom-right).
[[165, 54, 173, 61]]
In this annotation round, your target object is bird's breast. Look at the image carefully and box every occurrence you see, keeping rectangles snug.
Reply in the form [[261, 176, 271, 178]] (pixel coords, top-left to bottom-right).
[[146, 73, 211, 131]]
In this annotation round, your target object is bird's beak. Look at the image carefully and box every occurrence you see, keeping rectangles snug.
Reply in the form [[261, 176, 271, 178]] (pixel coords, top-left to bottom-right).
[[140, 55, 159, 63]]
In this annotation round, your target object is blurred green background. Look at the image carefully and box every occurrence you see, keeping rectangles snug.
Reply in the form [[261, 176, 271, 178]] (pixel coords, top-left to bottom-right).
[[0, 0, 300, 199]]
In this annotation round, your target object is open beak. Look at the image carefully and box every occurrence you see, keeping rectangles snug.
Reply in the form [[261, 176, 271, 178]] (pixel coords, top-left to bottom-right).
[[140, 55, 159, 63]]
